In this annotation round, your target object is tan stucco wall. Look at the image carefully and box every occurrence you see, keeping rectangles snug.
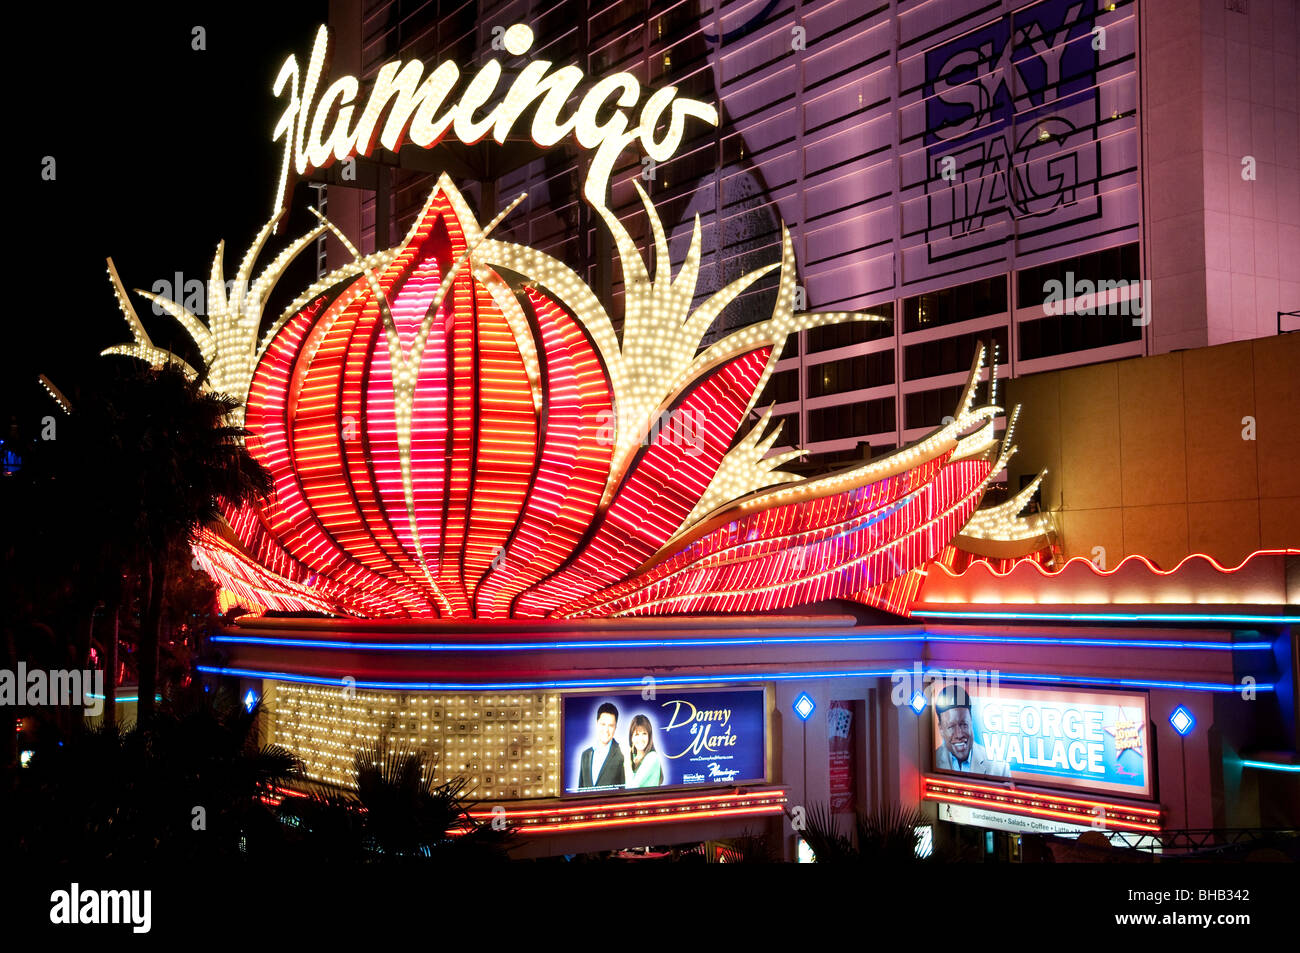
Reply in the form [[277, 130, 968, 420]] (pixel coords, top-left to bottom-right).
[[1007, 333, 1299, 569]]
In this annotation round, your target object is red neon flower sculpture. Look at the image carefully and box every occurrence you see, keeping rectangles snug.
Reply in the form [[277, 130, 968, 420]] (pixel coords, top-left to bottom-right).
[[106, 176, 1032, 619]]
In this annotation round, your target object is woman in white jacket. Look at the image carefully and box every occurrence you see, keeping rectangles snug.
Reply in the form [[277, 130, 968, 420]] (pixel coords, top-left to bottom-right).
[[624, 714, 665, 787]]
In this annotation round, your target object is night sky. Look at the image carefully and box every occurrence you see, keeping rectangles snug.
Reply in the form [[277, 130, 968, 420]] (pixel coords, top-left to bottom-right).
[[6, 1, 328, 434]]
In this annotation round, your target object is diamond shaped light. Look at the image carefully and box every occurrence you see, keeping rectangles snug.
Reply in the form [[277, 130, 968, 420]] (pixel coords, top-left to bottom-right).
[[793, 692, 816, 722], [1169, 705, 1194, 737], [909, 690, 928, 715]]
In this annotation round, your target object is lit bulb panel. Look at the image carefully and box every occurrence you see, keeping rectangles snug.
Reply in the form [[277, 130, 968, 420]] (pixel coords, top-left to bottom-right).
[[267, 681, 561, 801]]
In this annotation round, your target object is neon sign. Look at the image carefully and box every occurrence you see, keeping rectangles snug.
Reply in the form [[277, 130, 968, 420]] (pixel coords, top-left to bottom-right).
[[271, 23, 718, 219], [103, 23, 1042, 621]]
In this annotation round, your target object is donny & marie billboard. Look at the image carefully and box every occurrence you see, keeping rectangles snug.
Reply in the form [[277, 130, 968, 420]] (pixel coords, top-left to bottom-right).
[[930, 684, 1151, 798], [561, 688, 767, 795]]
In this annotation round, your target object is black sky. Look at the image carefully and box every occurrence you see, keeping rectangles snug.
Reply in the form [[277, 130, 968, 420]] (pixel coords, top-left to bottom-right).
[[6, 1, 329, 431]]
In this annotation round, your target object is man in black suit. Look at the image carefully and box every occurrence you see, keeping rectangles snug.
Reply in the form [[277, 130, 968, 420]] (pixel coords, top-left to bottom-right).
[[578, 702, 626, 790]]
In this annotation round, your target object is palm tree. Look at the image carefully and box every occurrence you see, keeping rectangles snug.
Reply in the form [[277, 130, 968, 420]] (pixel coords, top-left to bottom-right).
[[90, 362, 271, 722], [276, 743, 517, 862], [2, 371, 132, 748], [6, 683, 297, 862], [794, 801, 943, 863], [1, 361, 267, 761], [709, 830, 780, 863]]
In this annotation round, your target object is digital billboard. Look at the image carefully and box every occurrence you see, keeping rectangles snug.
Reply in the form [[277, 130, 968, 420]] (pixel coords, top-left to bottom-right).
[[930, 683, 1151, 798], [561, 688, 767, 795]]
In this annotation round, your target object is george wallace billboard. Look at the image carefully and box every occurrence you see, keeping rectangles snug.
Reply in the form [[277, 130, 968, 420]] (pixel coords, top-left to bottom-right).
[[930, 683, 1152, 798]]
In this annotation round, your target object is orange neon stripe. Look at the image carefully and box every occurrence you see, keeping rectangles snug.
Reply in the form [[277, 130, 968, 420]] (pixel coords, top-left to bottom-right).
[[574, 456, 951, 613], [340, 295, 441, 609], [463, 279, 536, 592], [474, 287, 613, 617], [922, 777, 1162, 816], [521, 804, 784, 834], [466, 789, 786, 819]]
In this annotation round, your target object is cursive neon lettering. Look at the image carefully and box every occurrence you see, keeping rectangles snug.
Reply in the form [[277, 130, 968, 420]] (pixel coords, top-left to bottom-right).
[[269, 23, 718, 221]]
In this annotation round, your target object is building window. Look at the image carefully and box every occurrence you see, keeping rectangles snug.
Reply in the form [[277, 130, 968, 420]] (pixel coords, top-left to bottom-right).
[[758, 368, 800, 405], [1018, 311, 1142, 361], [808, 446, 869, 467], [1015, 243, 1140, 311], [904, 385, 966, 430], [1014, 243, 1143, 360], [807, 398, 896, 443], [902, 277, 1006, 333], [807, 351, 895, 397], [806, 304, 894, 352], [904, 328, 1007, 381]]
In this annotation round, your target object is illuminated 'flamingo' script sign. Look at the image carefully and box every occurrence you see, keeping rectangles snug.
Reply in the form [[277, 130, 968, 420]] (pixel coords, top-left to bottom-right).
[[271, 23, 718, 220]]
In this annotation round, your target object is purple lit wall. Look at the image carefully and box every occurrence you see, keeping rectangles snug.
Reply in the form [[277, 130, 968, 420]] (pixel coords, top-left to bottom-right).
[[1144, 0, 1299, 351], [325, 0, 1295, 459]]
